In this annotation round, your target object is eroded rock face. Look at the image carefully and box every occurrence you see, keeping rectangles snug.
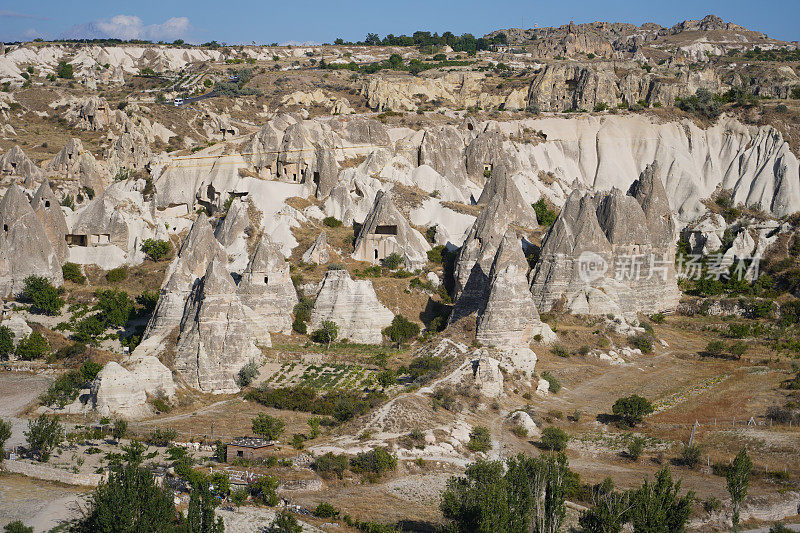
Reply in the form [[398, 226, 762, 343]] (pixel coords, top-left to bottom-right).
[[237, 233, 298, 337], [45, 138, 108, 196], [476, 231, 545, 350], [529, 163, 679, 319], [144, 213, 226, 338], [0, 184, 63, 296], [309, 269, 394, 344], [90, 355, 175, 419], [352, 190, 430, 269], [31, 181, 69, 263], [175, 258, 260, 393], [302, 231, 330, 265], [0, 145, 42, 186], [451, 171, 538, 321]]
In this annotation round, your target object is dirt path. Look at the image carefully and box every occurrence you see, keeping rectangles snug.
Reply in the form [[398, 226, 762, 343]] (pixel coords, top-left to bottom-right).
[[0, 372, 51, 451]]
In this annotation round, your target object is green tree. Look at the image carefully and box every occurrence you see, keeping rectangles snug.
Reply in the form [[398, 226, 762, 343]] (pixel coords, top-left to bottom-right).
[[291, 433, 305, 450], [628, 467, 693, 533], [0, 417, 12, 459], [62, 262, 86, 284], [532, 199, 559, 227], [441, 453, 570, 533], [307, 417, 321, 439], [627, 436, 646, 461], [3, 521, 33, 533], [236, 360, 260, 387], [230, 488, 247, 508], [0, 325, 14, 360], [726, 448, 752, 530], [382, 252, 403, 269], [141, 239, 172, 261], [313, 451, 348, 479], [22, 275, 64, 315], [251, 474, 280, 505], [24, 414, 62, 462], [251, 413, 284, 440], [72, 455, 178, 532], [579, 480, 631, 533], [612, 395, 653, 427], [541, 426, 569, 452], [56, 61, 73, 79], [268, 511, 302, 533], [349, 447, 397, 477], [382, 315, 420, 346], [311, 320, 338, 349], [112, 419, 128, 441], [466, 426, 492, 452], [186, 480, 225, 533], [15, 331, 50, 360], [95, 289, 134, 328], [376, 369, 396, 390]]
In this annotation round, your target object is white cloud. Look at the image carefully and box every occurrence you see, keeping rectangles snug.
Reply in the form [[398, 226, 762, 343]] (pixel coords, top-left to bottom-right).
[[62, 14, 192, 41]]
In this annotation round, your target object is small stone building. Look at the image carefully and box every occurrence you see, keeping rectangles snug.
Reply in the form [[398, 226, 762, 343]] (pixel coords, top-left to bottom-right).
[[226, 437, 275, 461]]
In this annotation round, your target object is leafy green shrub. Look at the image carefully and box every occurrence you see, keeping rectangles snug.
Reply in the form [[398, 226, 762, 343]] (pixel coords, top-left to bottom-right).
[[532, 199, 559, 227], [292, 318, 307, 334], [382, 252, 403, 269], [705, 340, 726, 357], [466, 426, 491, 452], [95, 289, 133, 328], [313, 502, 340, 518], [323, 216, 342, 228], [629, 334, 653, 354], [251, 413, 285, 440], [56, 61, 73, 79], [22, 276, 64, 315], [25, 414, 62, 461], [62, 263, 86, 284], [649, 313, 665, 324], [237, 360, 260, 387], [408, 355, 443, 381], [627, 436, 646, 461], [540, 426, 569, 451], [40, 369, 84, 407], [551, 344, 570, 358], [140, 239, 171, 261], [151, 397, 172, 414], [245, 385, 386, 422], [427, 245, 445, 264], [676, 88, 721, 119], [540, 371, 561, 394], [105, 267, 128, 283], [311, 320, 339, 347], [146, 427, 177, 446], [382, 315, 420, 345], [16, 331, 50, 360], [292, 296, 314, 333], [0, 326, 14, 360], [314, 452, 349, 478], [680, 444, 703, 469], [350, 447, 397, 477], [593, 102, 608, 112], [612, 395, 653, 427]]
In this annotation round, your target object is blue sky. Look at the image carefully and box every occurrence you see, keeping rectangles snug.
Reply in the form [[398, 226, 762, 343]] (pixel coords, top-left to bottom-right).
[[1, 0, 797, 44]]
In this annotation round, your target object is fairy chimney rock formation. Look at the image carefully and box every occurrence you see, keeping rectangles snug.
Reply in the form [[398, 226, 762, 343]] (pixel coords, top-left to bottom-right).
[[352, 190, 431, 269], [175, 258, 261, 393], [309, 269, 394, 344], [237, 233, 298, 337]]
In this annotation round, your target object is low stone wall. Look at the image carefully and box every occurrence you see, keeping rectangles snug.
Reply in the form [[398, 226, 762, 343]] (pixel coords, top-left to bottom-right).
[[2, 459, 106, 487]]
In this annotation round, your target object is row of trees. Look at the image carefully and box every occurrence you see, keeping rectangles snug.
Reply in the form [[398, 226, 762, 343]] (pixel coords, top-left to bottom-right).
[[336, 31, 507, 53], [442, 448, 754, 533]]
